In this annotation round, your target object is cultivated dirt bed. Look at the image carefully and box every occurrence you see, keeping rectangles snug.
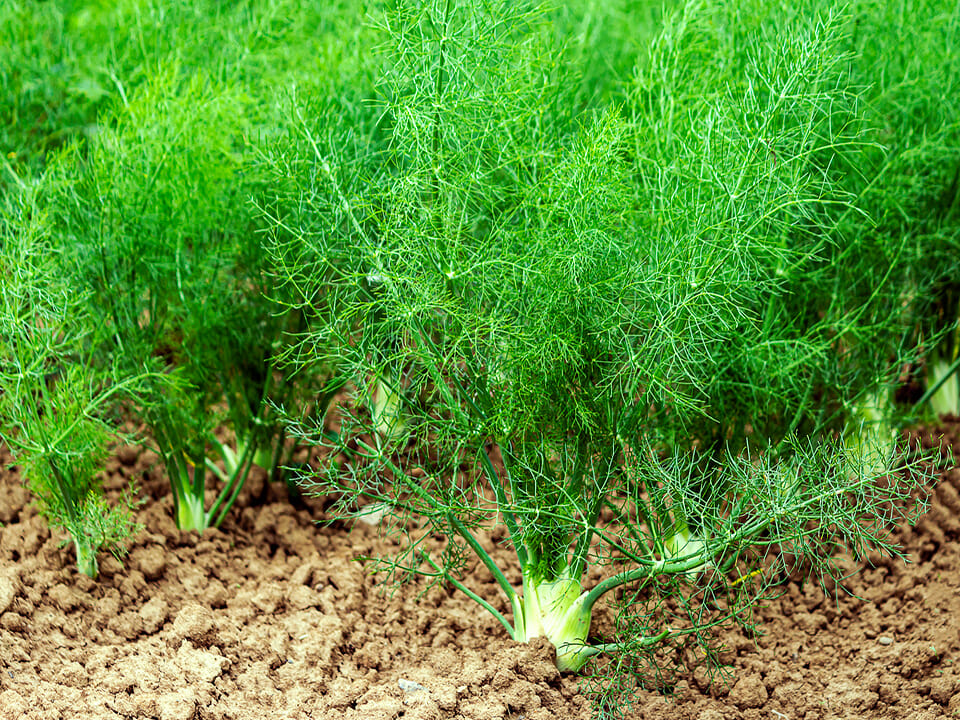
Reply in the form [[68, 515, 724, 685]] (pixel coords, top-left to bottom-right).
[[0, 420, 958, 720]]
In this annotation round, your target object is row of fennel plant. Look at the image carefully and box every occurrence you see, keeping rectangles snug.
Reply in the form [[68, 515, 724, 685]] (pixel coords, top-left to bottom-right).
[[0, 0, 956, 709]]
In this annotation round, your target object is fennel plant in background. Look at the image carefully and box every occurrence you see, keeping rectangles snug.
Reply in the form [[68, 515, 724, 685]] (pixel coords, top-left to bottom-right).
[[923, 300, 959, 417], [1, 0, 378, 534], [0, 0, 371, 185], [0, 176, 143, 578], [0, 0, 115, 186], [624, 0, 932, 504], [840, 0, 960, 419], [275, 0, 936, 689], [40, 70, 330, 532]]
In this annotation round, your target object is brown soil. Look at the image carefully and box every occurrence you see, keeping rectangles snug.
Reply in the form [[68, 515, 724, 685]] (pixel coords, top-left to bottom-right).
[[0, 420, 958, 720]]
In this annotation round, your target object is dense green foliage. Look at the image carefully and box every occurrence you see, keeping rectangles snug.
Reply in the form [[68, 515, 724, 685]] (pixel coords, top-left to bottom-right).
[[272, 0, 960, 693], [0, 0, 958, 709], [0, 182, 145, 577], [0, 0, 374, 548]]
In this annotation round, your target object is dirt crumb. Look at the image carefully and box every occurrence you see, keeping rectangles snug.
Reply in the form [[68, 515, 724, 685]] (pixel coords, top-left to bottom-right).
[[0, 571, 18, 615], [157, 689, 198, 720], [133, 544, 167, 580], [172, 602, 217, 645]]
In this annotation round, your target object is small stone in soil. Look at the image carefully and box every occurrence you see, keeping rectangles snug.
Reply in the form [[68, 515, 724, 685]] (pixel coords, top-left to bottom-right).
[[399, 678, 427, 694], [878, 636, 894, 645], [356, 502, 394, 526]]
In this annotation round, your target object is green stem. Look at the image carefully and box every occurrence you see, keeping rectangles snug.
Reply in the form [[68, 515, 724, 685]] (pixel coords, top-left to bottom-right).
[[176, 490, 207, 532], [294, 104, 370, 244], [45, 455, 98, 577], [479, 448, 527, 568], [411, 323, 472, 428], [421, 551, 515, 637], [416, 326, 489, 422], [568, 505, 602, 580], [581, 554, 708, 614], [158, 432, 208, 531], [588, 629, 672, 656], [446, 512, 518, 604], [208, 436, 257, 528], [430, 0, 452, 206], [45, 457, 79, 525], [347, 444, 518, 604], [569, 445, 616, 579], [917, 353, 960, 409], [73, 540, 98, 579]]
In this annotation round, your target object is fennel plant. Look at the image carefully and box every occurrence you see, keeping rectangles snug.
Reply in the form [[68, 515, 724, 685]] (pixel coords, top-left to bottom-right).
[[275, 0, 936, 686], [0, 175, 143, 577], [41, 72, 330, 532], [1, 0, 376, 535], [841, 0, 960, 419]]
